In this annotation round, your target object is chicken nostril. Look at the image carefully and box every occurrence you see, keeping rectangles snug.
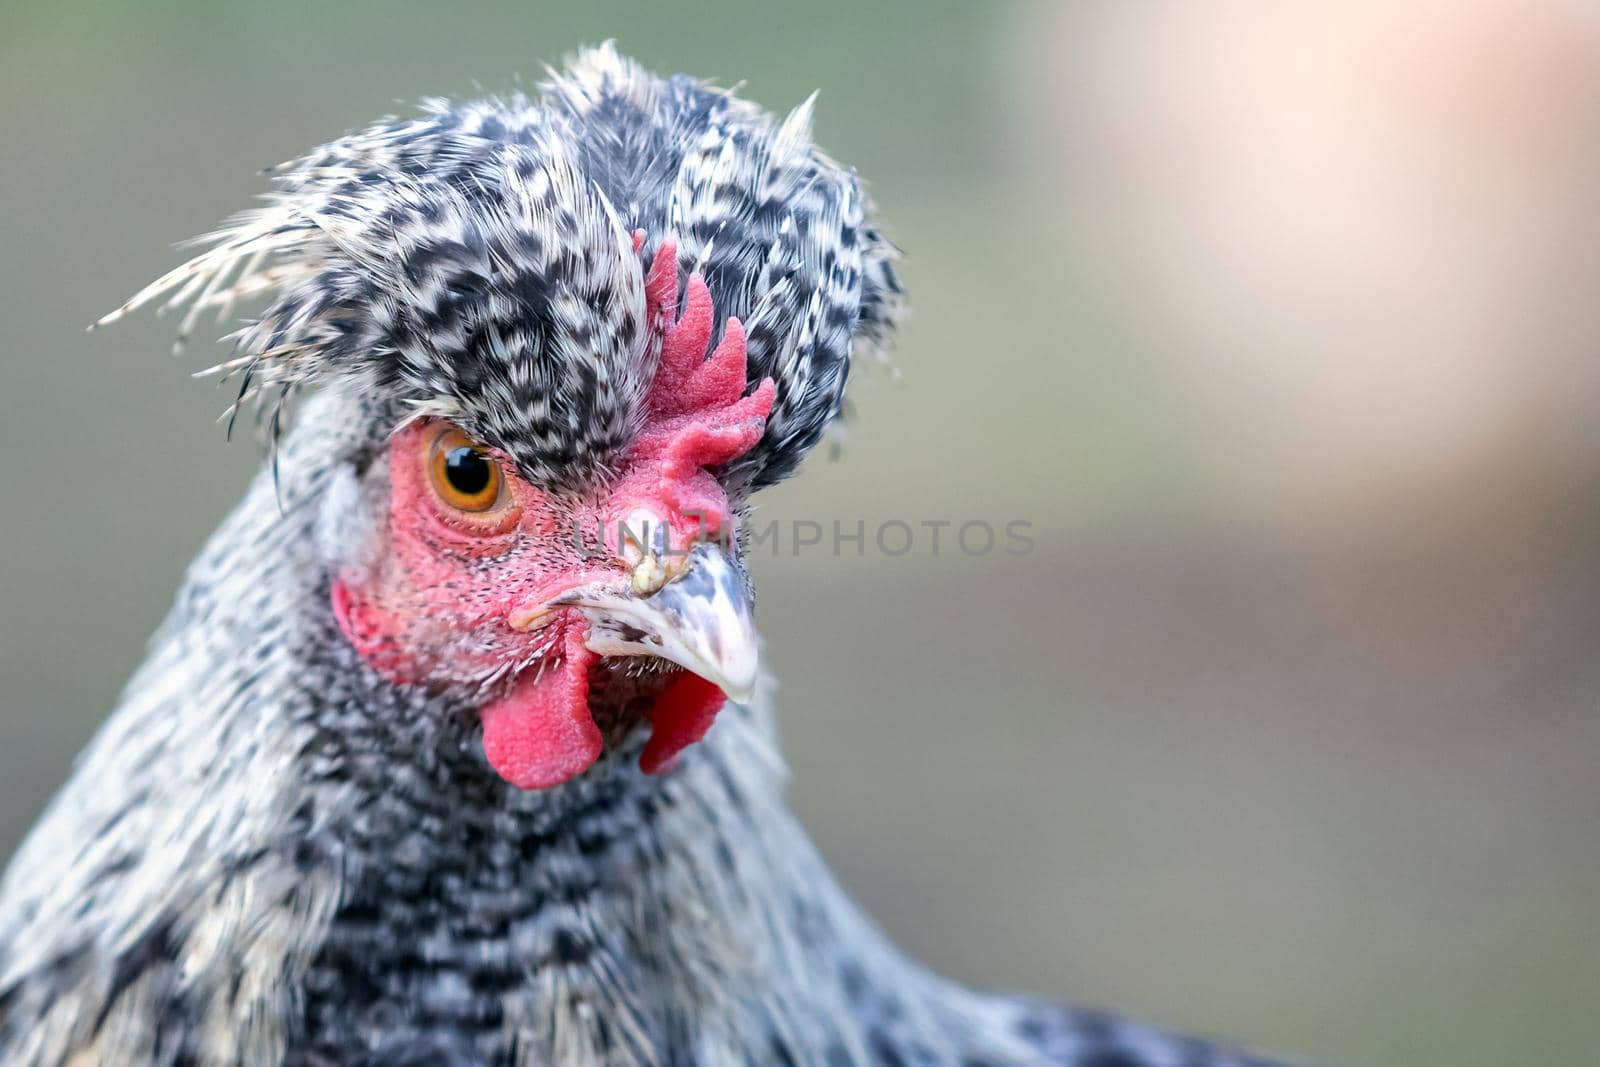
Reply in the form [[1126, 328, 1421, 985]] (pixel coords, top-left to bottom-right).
[[618, 508, 673, 594]]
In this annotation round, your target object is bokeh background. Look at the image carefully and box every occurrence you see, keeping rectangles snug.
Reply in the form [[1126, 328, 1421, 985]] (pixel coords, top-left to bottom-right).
[[3, 3, 1598, 1064]]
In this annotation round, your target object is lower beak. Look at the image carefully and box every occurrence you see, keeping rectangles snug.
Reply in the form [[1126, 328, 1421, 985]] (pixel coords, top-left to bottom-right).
[[558, 543, 760, 702]]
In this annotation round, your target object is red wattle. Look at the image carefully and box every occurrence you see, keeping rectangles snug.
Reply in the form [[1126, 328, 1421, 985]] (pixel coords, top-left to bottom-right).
[[639, 671, 728, 775], [480, 627, 602, 790]]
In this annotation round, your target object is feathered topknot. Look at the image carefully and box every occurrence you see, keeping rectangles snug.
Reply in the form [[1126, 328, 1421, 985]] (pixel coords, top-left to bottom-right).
[[98, 42, 904, 490]]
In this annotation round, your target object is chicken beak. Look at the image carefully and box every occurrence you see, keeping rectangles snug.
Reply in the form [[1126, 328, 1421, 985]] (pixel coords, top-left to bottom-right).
[[559, 543, 760, 702]]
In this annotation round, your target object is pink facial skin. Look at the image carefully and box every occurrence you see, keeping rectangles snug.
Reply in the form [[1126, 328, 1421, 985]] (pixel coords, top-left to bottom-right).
[[331, 237, 775, 789]]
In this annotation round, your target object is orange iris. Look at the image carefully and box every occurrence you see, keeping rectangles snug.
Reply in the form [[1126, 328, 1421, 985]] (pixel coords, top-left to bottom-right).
[[427, 425, 506, 514]]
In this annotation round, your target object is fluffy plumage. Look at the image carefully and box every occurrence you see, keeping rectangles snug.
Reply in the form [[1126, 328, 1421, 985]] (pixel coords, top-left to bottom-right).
[[99, 43, 898, 490], [0, 46, 1289, 1067]]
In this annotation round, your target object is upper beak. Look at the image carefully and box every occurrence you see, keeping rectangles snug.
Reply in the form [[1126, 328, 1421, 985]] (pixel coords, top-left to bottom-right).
[[557, 542, 760, 702]]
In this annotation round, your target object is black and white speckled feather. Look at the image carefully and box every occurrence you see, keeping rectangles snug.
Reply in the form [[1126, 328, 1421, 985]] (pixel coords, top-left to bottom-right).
[[1, 46, 1291, 1067], [98, 43, 901, 491]]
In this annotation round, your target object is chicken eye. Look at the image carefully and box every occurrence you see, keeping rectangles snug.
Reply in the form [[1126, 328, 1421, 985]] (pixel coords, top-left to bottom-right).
[[428, 426, 505, 513]]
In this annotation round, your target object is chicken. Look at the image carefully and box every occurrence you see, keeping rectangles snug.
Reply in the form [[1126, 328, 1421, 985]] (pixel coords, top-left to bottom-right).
[[0, 45, 1291, 1067]]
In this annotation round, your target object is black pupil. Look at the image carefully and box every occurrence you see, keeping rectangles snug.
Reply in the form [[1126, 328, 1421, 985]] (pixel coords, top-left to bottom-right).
[[443, 447, 492, 497]]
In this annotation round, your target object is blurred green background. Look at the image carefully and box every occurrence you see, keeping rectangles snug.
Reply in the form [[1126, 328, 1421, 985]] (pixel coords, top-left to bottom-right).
[[3, 3, 1598, 1065]]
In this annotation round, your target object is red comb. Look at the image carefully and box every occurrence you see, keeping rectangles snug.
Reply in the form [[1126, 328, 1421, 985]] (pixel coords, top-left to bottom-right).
[[634, 236, 776, 475]]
